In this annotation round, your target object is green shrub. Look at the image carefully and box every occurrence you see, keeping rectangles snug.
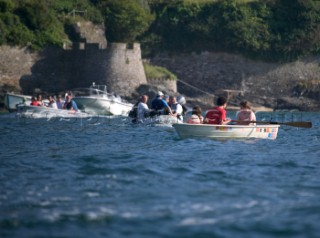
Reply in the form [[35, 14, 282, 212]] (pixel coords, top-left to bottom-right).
[[144, 63, 177, 80], [99, 0, 154, 42]]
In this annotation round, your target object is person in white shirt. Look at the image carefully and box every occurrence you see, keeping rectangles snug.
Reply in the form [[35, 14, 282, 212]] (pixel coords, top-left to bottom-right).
[[47, 95, 58, 109], [137, 95, 150, 122], [169, 96, 183, 121], [56, 95, 65, 109]]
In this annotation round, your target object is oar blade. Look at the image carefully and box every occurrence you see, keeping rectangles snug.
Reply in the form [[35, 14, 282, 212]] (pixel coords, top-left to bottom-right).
[[231, 120, 312, 128], [283, 121, 312, 128]]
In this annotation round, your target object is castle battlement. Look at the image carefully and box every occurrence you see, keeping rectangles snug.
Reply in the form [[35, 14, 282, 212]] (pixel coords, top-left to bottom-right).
[[11, 21, 176, 97], [107, 42, 141, 52]]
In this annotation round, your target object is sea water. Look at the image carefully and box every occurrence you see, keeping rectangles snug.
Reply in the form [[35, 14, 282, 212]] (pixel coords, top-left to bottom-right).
[[0, 112, 319, 238]]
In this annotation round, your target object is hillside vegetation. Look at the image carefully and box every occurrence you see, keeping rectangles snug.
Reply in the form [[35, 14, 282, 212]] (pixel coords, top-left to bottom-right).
[[0, 0, 320, 61]]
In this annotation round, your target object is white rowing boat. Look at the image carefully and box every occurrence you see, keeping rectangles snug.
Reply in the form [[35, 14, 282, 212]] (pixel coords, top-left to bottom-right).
[[172, 123, 279, 140]]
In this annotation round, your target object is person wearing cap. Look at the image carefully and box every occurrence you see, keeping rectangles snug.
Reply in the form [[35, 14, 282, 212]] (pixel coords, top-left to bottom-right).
[[151, 91, 173, 115], [63, 94, 79, 111]]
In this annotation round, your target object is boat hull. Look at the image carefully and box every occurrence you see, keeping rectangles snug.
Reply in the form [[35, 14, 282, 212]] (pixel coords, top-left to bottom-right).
[[172, 123, 279, 140], [4, 93, 31, 112], [73, 96, 133, 116]]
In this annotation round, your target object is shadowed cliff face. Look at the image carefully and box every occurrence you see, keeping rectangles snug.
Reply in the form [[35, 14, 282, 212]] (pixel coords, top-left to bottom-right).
[[151, 53, 320, 112]]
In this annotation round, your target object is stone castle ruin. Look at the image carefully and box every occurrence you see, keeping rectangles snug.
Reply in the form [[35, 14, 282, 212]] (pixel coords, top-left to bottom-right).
[[0, 21, 177, 103], [20, 21, 150, 97]]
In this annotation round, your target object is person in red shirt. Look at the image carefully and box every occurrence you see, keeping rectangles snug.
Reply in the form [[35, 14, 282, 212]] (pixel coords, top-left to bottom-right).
[[203, 96, 231, 125], [30, 96, 38, 106], [36, 94, 44, 106]]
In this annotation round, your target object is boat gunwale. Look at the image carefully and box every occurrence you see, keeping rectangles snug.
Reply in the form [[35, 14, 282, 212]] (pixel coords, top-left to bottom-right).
[[72, 87, 133, 107], [73, 95, 133, 107], [172, 123, 280, 129]]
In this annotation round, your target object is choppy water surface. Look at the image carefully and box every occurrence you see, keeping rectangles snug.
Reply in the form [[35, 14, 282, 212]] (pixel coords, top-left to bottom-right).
[[0, 112, 319, 238]]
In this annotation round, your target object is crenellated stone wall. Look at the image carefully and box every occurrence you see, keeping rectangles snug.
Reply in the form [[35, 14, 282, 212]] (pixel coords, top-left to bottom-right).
[[0, 42, 150, 97], [147, 78, 177, 93], [0, 21, 178, 109], [0, 21, 170, 106]]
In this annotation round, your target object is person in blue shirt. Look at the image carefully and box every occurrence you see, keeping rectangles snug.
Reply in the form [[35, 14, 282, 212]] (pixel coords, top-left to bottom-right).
[[63, 95, 79, 111], [151, 91, 173, 115]]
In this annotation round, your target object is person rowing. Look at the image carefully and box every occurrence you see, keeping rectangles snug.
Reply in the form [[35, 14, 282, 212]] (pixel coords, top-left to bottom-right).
[[169, 95, 183, 121], [235, 101, 256, 125], [203, 96, 231, 125]]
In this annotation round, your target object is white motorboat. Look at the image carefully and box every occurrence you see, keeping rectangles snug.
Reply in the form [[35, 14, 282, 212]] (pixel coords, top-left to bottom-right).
[[4, 92, 32, 112], [72, 83, 133, 116], [172, 123, 280, 140], [4, 92, 52, 112], [17, 105, 91, 119]]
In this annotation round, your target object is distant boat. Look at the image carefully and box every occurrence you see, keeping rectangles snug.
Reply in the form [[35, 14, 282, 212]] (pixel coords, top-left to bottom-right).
[[172, 123, 279, 140], [4, 92, 32, 112], [72, 83, 133, 116]]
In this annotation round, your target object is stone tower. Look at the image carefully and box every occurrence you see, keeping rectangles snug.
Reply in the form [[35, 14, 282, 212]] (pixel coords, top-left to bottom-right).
[[105, 43, 147, 97]]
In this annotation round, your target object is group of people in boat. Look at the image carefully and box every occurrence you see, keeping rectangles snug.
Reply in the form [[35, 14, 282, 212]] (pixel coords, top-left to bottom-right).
[[30, 93, 79, 111], [130, 92, 256, 125], [29, 90, 255, 125], [129, 91, 187, 123], [187, 96, 256, 125], [129, 91, 256, 125]]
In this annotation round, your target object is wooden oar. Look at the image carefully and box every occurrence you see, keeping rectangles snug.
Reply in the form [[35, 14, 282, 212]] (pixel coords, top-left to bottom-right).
[[231, 120, 312, 128]]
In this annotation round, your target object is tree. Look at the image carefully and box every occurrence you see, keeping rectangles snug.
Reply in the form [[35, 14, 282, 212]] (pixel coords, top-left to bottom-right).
[[98, 0, 154, 42], [269, 0, 320, 60], [215, 0, 271, 53], [13, 0, 67, 48], [146, 0, 203, 52]]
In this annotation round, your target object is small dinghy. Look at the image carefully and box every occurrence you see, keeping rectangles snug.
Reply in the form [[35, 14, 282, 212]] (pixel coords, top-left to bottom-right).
[[172, 123, 280, 140]]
